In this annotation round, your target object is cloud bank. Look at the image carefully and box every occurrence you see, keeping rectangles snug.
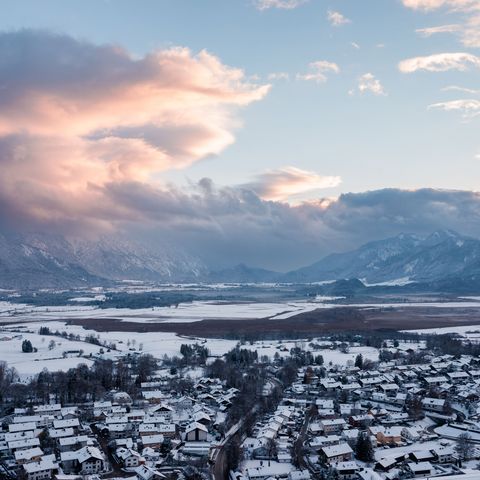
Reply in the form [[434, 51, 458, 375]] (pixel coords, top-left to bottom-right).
[[130, 185, 480, 270]]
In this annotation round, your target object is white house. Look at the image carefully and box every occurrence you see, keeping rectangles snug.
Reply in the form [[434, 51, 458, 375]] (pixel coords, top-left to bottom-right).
[[185, 422, 208, 442], [23, 454, 58, 480]]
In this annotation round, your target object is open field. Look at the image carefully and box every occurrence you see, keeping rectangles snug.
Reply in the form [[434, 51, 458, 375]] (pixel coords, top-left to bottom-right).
[[59, 305, 480, 337], [0, 318, 382, 378], [2, 302, 480, 377]]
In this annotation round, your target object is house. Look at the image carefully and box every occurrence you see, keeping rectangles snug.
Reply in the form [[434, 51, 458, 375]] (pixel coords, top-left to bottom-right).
[[185, 422, 208, 442], [116, 447, 144, 468], [309, 435, 340, 451], [332, 461, 360, 480], [175, 396, 194, 410], [374, 457, 398, 472], [105, 422, 132, 439], [134, 464, 166, 480], [431, 446, 455, 463], [378, 383, 399, 395], [402, 426, 422, 441], [141, 434, 164, 449], [15, 447, 44, 464], [34, 404, 62, 416], [384, 412, 409, 424], [288, 471, 311, 480], [193, 411, 212, 426], [76, 446, 106, 474], [320, 443, 353, 464], [246, 464, 291, 480], [58, 435, 89, 452], [409, 450, 436, 463], [320, 418, 346, 434], [424, 376, 448, 386], [406, 461, 433, 476], [422, 397, 445, 412], [53, 418, 80, 431], [9, 422, 36, 433], [23, 454, 59, 480], [156, 423, 176, 438], [8, 437, 40, 452], [376, 427, 403, 446], [142, 447, 160, 463], [349, 414, 374, 427], [447, 371, 469, 382], [357, 468, 383, 480]]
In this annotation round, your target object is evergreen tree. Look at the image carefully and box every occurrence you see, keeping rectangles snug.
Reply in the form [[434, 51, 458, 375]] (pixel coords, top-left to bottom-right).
[[315, 354, 324, 365], [22, 340, 33, 353], [355, 432, 374, 462], [354, 353, 363, 369]]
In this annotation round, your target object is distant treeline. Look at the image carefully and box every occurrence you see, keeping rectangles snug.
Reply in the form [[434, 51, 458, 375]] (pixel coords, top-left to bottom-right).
[[89, 292, 196, 309], [1, 291, 198, 309]]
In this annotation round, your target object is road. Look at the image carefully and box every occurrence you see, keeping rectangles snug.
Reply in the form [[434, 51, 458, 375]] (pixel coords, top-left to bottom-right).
[[210, 374, 288, 480], [293, 404, 315, 469], [211, 420, 243, 480]]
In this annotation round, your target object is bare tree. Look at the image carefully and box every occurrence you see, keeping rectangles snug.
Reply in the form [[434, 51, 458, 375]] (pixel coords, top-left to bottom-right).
[[455, 433, 475, 461]]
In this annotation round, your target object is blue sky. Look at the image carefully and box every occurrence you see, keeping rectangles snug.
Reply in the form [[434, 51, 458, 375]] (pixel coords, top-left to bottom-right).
[[1, 1, 480, 269], [2, 0, 479, 197]]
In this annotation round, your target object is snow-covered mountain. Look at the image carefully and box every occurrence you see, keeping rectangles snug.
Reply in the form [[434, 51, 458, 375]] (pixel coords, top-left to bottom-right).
[[70, 237, 207, 282], [2, 229, 480, 290], [0, 233, 100, 289], [283, 230, 480, 284], [0, 233, 207, 289]]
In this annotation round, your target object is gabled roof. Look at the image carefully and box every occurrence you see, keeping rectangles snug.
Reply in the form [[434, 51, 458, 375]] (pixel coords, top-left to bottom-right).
[[76, 446, 104, 464], [185, 421, 208, 433]]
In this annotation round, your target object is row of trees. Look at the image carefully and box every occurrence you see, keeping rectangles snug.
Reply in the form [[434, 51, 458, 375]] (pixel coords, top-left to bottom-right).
[[0, 353, 158, 408]]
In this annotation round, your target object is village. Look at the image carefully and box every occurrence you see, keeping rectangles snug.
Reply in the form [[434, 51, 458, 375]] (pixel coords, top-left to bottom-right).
[[1, 333, 480, 480], [0, 330, 480, 480]]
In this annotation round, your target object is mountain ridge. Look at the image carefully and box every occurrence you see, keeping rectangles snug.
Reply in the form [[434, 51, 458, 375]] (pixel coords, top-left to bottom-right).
[[283, 229, 480, 284], [1, 229, 480, 289]]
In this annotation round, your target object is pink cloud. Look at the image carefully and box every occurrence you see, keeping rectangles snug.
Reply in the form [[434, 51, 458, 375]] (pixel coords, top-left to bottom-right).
[[0, 31, 270, 231], [243, 166, 341, 202]]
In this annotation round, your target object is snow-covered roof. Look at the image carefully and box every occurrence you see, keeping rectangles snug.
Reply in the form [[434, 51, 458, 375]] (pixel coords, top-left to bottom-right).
[[23, 454, 58, 473], [321, 443, 353, 458], [76, 446, 104, 464], [185, 421, 208, 433]]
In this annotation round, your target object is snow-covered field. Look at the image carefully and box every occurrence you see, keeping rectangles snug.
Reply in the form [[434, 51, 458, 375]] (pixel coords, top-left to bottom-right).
[[404, 324, 480, 339], [0, 328, 99, 379], [0, 318, 380, 378], [3, 296, 480, 325], [0, 320, 238, 379], [2, 294, 480, 378], [0, 300, 324, 324]]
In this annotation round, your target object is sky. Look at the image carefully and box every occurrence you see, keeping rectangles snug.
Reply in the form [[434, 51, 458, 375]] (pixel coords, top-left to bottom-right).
[[1, 0, 480, 270]]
